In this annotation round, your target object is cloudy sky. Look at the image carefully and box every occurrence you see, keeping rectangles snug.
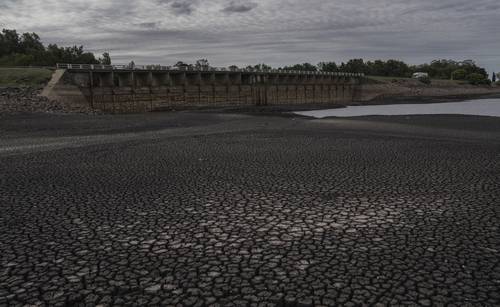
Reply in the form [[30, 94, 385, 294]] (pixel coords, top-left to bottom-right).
[[1, 0, 499, 72]]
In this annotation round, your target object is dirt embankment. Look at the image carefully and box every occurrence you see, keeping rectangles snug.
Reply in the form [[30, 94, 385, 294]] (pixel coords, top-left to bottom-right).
[[0, 68, 94, 115], [358, 77, 500, 104], [0, 86, 94, 115]]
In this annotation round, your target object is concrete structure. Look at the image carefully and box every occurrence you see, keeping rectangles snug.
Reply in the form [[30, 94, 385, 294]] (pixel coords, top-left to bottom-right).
[[43, 64, 365, 113]]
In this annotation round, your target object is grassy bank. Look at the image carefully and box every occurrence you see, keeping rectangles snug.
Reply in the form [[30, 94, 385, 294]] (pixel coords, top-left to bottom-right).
[[0, 68, 53, 87]]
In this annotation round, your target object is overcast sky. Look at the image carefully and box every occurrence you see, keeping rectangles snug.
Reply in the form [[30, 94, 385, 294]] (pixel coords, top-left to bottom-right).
[[1, 0, 499, 72]]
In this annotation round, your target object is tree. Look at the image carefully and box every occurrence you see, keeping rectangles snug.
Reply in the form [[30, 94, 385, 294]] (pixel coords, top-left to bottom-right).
[[252, 63, 272, 71], [451, 69, 467, 80], [412, 59, 488, 80], [19, 32, 44, 54], [466, 73, 489, 85], [174, 61, 189, 69], [0, 29, 21, 56], [318, 62, 338, 72], [282, 63, 317, 71], [339, 59, 367, 74], [367, 60, 387, 76], [385, 60, 411, 77], [492, 72, 497, 83], [0, 28, 104, 66], [0, 53, 35, 66], [195, 59, 210, 70], [99, 52, 111, 65]]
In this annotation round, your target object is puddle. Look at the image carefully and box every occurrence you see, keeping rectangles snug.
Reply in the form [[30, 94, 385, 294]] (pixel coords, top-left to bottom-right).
[[295, 98, 500, 118]]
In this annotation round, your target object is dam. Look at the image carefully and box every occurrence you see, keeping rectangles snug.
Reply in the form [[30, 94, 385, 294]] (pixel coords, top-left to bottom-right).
[[43, 64, 365, 113]]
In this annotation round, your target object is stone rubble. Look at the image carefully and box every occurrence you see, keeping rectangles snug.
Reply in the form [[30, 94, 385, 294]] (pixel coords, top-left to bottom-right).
[[0, 87, 95, 114]]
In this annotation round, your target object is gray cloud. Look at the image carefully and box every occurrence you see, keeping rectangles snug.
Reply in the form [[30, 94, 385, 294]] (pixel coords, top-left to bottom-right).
[[170, 1, 196, 15], [0, 0, 498, 72], [136, 22, 159, 29], [222, 1, 258, 13], [157, 0, 199, 15]]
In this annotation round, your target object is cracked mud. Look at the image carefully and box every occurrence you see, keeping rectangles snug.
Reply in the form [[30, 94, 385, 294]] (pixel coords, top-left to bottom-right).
[[1, 112, 499, 306]]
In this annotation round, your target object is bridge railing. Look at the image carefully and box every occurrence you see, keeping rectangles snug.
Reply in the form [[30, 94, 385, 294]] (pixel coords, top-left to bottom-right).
[[56, 63, 365, 77]]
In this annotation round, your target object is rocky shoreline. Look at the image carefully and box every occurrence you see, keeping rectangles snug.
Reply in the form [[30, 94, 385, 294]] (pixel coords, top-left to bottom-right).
[[0, 86, 94, 115], [2, 84, 500, 116], [358, 78, 500, 104]]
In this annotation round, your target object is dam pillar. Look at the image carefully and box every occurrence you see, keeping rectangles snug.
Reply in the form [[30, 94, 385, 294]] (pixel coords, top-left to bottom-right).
[[89, 71, 94, 109], [49, 66, 363, 113], [117, 72, 133, 87]]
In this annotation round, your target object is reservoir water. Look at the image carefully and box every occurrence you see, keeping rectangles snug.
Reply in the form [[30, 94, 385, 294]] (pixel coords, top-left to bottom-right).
[[295, 98, 500, 118]]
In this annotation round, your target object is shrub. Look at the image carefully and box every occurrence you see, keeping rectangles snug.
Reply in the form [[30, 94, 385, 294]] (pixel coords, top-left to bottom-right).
[[0, 53, 35, 66], [466, 73, 490, 85], [417, 76, 431, 85], [451, 69, 467, 80]]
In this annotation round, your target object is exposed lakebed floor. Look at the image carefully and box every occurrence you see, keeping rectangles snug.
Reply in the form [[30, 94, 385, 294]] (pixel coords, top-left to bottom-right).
[[1, 111, 499, 306]]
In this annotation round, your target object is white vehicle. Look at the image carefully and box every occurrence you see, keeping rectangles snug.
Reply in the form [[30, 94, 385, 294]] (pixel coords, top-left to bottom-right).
[[412, 72, 429, 79]]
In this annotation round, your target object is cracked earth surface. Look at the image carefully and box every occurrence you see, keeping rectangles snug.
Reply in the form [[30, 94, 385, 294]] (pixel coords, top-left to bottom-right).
[[0, 112, 499, 306]]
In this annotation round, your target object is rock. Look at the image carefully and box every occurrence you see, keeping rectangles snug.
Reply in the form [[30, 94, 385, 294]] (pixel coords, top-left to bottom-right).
[[0, 86, 95, 115]]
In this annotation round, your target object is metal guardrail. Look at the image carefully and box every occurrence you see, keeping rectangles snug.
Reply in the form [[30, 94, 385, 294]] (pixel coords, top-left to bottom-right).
[[56, 63, 365, 77]]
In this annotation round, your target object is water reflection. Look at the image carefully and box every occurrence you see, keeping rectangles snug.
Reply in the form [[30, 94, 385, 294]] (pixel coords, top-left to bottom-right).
[[295, 98, 500, 118]]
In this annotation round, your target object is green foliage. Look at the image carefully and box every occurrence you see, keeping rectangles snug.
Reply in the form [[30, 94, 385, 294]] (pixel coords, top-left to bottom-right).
[[318, 59, 412, 77], [338, 59, 368, 74], [238, 59, 489, 82], [253, 63, 273, 71], [0, 28, 110, 66], [451, 69, 467, 80], [317, 62, 338, 72], [245, 63, 272, 71], [492, 72, 497, 83], [412, 60, 487, 80], [417, 75, 431, 85], [99, 52, 112, 65], [195, 59, 210, 69], [466, 73, 490, 85], [282, 63, 317, 71], [0, 67, 53, 86], [0, 53, 35, 66]]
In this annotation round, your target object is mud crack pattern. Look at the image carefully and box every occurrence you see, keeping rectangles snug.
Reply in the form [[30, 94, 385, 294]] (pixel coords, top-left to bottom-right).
[[1, 116, 499, 306]]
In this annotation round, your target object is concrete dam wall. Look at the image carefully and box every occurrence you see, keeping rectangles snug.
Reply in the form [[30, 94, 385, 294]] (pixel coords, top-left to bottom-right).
[[44, 64, 365, 113]]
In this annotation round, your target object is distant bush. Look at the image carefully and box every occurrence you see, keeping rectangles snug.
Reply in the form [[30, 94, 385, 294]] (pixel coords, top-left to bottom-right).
[[466, 73, 490, 85], [451, 69, 467, 80], [0, 53, 35, 66], [417, 76, 431, 85]]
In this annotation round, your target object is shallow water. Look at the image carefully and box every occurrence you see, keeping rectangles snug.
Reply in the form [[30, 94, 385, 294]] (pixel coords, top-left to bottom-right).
[[295, 98, 500, 118]]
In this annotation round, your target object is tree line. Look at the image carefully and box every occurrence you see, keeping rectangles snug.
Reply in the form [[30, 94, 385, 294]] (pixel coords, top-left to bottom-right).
[[0, 29, 110, 67], [177, 59, 492, 84], [1, 29, 494, 85], [261, 59, 489, 83]]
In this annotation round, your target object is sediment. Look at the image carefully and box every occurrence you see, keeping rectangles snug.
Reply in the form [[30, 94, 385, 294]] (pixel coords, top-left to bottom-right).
[[1, 112, 499, 305]]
